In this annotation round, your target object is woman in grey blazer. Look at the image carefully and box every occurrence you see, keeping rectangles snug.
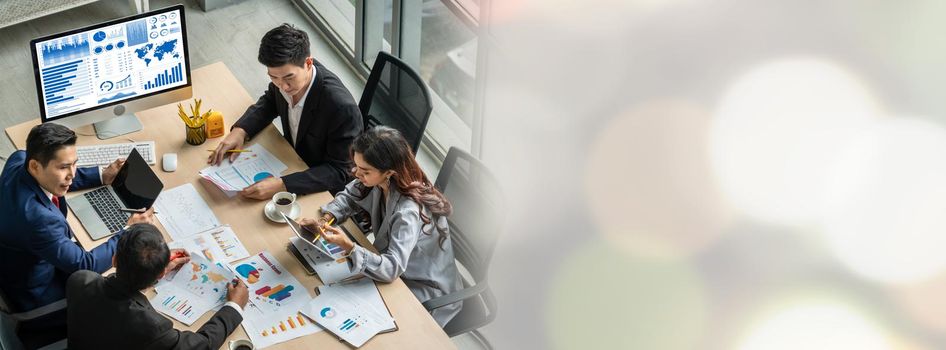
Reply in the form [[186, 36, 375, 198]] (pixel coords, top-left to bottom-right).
[[299, 126, 463, 326]]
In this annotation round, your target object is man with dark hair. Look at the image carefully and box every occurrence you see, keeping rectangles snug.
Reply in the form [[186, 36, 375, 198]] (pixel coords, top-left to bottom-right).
[[66, 223, 249, 349], [209, 23, 363, 198], [0, 123, 152, 336]]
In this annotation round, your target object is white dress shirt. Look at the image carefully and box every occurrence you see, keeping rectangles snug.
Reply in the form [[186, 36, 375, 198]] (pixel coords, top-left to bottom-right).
[[278, 66, 317, 146]]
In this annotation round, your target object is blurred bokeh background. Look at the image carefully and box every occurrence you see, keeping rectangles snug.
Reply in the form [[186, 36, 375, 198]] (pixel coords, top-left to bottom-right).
[[479, 0, 946, 348]]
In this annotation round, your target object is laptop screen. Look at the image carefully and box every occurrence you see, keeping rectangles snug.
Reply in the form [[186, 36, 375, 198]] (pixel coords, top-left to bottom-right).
[[112, 148, 163, 210]]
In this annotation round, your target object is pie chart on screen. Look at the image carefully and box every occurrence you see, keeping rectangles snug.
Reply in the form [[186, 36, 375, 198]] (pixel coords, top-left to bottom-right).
[[235, 264, 260, 284], [253, 172, 273, 182]]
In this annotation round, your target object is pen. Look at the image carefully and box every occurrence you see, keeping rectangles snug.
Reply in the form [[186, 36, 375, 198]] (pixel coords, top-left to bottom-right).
[[119, 208, 158, 214], [206, 149, 252, 153], [315, 217, 336, 240]]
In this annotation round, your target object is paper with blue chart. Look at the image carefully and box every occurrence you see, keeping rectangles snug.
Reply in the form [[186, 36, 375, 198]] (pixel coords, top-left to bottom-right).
[[151, 254, 235, 325], [303, 278, 395, 347], [198, 144, 287, 197]]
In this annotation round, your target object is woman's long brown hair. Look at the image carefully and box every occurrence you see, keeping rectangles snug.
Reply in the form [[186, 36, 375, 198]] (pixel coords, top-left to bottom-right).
[[350, 126, 452, 247]]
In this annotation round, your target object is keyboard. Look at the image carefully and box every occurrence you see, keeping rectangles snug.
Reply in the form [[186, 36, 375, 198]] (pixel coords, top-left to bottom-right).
[[76, 141, 155, 168], [83, 187, 130, 233]]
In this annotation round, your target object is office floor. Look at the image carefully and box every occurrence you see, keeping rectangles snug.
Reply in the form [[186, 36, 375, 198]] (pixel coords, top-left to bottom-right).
[[0, 0, 476, 348]]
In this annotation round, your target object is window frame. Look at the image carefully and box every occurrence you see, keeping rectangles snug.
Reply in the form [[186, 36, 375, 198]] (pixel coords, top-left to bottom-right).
[[291, 0, 489, 160]]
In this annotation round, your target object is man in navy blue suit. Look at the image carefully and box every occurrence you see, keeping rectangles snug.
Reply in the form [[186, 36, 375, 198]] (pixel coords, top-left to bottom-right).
[[0, 123, 153, 333]]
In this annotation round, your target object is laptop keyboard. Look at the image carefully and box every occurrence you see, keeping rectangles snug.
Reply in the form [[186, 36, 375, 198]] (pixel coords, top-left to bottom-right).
[[83, 187, 130, 233]]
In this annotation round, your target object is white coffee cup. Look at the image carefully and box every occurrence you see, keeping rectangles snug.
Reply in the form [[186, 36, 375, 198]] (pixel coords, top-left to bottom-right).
[[228, 339, 254, 350], [272, 191, 297, 217]]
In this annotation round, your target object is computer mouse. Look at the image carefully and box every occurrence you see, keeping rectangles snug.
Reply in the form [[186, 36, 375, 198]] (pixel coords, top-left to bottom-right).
[[162, 153, 177, 172]]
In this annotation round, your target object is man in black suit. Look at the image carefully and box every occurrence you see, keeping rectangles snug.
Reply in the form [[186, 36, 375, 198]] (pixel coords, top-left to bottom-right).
[[66, 223, 248, 349], [208, 23, 363, 198]]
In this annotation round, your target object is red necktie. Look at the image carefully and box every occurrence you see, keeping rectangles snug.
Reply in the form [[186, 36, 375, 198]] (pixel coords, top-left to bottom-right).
[[51, 196, 60, 209]]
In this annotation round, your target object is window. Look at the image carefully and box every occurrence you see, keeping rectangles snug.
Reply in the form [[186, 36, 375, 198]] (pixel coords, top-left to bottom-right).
[[294, 0, 486, 159], [298, 0, 356, 53]]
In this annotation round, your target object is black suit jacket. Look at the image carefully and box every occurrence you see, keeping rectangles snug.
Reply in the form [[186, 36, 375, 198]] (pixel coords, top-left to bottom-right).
[[234, 60, 363, 195], [66, 270, 242, 350]]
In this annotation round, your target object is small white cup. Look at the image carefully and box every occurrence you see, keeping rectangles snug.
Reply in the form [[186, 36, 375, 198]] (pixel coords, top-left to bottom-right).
[[272, 191, 297, 217], [228, 339, 254, 350]]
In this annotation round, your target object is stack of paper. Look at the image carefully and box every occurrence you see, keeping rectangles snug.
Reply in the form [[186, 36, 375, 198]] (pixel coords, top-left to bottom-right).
[[151, 254, 235, 325], [303, 278, 396, 347], [199, 144, 288, 197], [231, 251, 321, 348], [153, 183, 221, 240], [290, 237, 360, 284]]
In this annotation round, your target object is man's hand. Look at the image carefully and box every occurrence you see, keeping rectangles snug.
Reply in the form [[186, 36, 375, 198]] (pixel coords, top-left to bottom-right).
[[227, 278, 249, 308], [101, 158, 126, 185], [208, 127, 248, 165], [239, 176, 285, 200], [126, 207, 154, 226], [164, 249, 191, 275]]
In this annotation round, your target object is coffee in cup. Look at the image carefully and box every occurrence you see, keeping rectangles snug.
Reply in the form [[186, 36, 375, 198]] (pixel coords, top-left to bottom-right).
[[271, 191, 297, 217], [228, 339, 254, 350]]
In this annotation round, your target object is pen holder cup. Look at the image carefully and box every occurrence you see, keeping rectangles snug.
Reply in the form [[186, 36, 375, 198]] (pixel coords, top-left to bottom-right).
[[185, 122, 207, 145]]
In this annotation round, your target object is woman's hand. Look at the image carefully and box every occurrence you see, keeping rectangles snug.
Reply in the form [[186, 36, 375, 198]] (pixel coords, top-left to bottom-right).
[[320, 223, 355, 254], [298, 217, 320, 235]]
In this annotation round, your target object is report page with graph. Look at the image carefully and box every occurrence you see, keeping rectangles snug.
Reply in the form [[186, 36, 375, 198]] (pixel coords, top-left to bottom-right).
[[31, 6, 188, 119]]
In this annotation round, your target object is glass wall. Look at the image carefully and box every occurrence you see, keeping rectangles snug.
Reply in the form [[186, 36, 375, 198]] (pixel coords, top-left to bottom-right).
[[293, 0, 486, 159]]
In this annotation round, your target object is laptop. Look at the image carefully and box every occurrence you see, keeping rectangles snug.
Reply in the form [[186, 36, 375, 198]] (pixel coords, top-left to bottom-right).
[[283, 213, 348, 259], [71, 148, 164, 240]]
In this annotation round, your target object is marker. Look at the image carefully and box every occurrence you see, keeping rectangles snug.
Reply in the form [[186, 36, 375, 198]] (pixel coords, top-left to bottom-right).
[[119, 208, 158, 214], [170, 250, 187, 260]]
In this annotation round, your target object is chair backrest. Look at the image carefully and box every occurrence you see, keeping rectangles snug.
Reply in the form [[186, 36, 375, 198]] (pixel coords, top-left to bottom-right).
[[358, 51, 433, 154], [435, 147, 504, 283]]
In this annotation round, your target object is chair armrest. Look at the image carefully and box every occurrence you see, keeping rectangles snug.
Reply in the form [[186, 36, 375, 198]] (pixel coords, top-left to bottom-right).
[[8, 299, 66, 322], [422, 281, 488, 311]]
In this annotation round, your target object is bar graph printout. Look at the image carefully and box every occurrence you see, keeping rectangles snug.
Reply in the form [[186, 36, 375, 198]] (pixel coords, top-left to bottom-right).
[[231, 251, 311, 314], [151, 254, 235, 325]]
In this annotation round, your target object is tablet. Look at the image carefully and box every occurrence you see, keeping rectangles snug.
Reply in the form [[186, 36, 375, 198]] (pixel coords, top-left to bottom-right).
[[282, 213, 347, 259]]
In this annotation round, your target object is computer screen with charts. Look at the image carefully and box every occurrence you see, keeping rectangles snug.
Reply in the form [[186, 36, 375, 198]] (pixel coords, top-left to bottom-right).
[[30, 5, 191, 139]]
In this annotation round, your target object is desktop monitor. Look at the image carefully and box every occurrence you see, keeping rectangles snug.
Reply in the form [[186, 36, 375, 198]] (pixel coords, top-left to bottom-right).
[[30, 5, 191, 139]]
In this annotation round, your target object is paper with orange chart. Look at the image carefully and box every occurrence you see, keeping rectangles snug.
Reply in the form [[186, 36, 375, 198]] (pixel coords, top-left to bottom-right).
[[151, 254, 235, 325], [231, 251, 321, 348]]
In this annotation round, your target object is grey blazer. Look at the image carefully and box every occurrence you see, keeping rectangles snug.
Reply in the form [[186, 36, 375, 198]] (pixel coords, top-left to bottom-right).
[[322, 180, 463, 326]]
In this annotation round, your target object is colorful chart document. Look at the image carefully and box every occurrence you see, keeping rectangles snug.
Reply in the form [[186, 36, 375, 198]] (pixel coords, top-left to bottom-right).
[[241, 304, 323, 349], [154, 183, 221, 240], [231, 251, 310, 314], [199, 144, 287, 197], [171, 225, 251, 264], [151, 254, 235, 325], [303, 279, 395, 348]]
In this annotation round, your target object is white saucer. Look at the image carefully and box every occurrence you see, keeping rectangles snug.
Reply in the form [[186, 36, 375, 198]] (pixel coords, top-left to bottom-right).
[[264, 201, 301, 223]]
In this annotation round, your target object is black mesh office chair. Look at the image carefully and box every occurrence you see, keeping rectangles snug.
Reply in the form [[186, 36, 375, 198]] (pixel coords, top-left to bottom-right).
[[423, 147, 503, 349], [359, 51, 433, 154], [0, 288, 67, 350]]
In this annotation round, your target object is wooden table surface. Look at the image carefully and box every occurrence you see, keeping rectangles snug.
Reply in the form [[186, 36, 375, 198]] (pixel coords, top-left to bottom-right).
[[4, 62, 455, 350]]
